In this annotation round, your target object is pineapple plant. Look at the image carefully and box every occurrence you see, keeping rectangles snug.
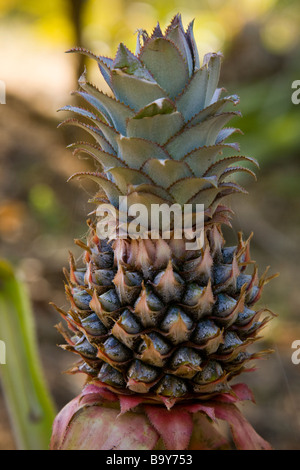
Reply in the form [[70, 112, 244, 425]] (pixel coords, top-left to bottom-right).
[[51, 14, 278, 450]]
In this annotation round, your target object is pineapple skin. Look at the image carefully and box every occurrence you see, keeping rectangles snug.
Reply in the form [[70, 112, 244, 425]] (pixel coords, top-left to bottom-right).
[[54, 14, 276, 405], [58, 225, 274, 404]]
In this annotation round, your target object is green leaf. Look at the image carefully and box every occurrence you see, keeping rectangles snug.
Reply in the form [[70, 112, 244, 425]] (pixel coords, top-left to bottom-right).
[[74, 93, 111, 125], [204, 155, 259, 178], [114, 43, 154, 81], [98, 56, 114, 87], [165, 24, 193, 77], [69, 172, 123, 205], [127, 110, 184, 145], [117, 136, 170, 168], [203, 52, 223, 107], [68, 142, 127, 171], [216, 127, 242, 144], [66, 47, 113, 87], [128, 183, 173, 202], [168, 176, 218, 204], [111, 70, 166, 111], [107, 167, 153, 193], [208, 185, 246, 215], [77, 72, 135, 134], [187, 96, 240, 126], [218, 166, 257, 182], [175, 68, 209, 122], [133, 98, 176, 119], [185, 20, 200, 70], [166, 113, 239, 159], [139, 38, 189, 99], [59, 119, 116, 155], [211, 88, 224, 103], [59, 105, 103, 123], [0, 261, 56, 450], [182, 144, 240, 177], [176, 60, 230, 124], [126, 191, 171, 212], [135, 29, 149, 55], [60, 116, 119, 153], [187, 186, 221, 208], [150, 22, 163, 39], [142, 159, 193, 187]]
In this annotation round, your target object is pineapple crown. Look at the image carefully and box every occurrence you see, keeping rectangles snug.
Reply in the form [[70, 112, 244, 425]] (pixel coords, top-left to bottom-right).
[[60, 13, 258, 225]]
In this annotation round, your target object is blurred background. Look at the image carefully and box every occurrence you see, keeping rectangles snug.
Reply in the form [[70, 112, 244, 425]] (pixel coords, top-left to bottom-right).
[[0, 0, 300, 450]]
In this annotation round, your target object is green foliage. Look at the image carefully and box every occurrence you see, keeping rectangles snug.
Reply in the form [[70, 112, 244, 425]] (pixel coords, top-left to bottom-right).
[[0, 261, 56, 450]]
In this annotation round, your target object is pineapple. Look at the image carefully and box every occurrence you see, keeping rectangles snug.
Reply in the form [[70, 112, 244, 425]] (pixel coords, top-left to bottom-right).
[[51, 15, 277, 450]]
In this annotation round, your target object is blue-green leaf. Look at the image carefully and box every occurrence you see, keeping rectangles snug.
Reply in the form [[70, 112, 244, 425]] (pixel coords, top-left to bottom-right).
[[64, 111, 119, 152], [203, 52, 223, 107], [204, 155, 259, 178], [111, 69, 166, 111], [218, 181, 248, 195], [77, 74, 135, 135], [218, 166, 257, 182], [142, 159, 193, 187], [74, 91, 112, 125], [126, 191, 172, 212], [127, 109, 184, 145], [211, 87, 224, 104], [68, 142, 127, 171], [66, 48, 113, 87], [182, 143, 241, 176], [133, 97, 176, 119], [139, 38, 189, 99], [166, 113, 239, 159], [98, 56, 114, 87], [174, 51, 223, 121], [208, 183, 248, 213], [165, 24, 193, 77], [107, 167, 153, 193], [187, 97, 240, 126], [216, 128, 242, 144], [150, 22, 163, 39], [114, 43, 154, 81], [69, 172, 123, 205], [185, 19, 200, 70], [135, 29, 150, 55], [187, 186, 221, 208], [128, 183, 172, 202], [117, 136, 170, 168], [176, 68, 208, 122], [59, 105, 104, 123], [168, 176, 218, 204], [59, 119, 116, 155]]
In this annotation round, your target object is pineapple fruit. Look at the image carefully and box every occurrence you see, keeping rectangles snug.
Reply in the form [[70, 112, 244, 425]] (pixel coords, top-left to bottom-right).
[[51, 15, 277, 450]]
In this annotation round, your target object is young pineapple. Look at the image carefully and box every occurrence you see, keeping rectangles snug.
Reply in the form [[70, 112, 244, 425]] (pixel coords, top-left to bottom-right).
[[52, 15, 277, 447]]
